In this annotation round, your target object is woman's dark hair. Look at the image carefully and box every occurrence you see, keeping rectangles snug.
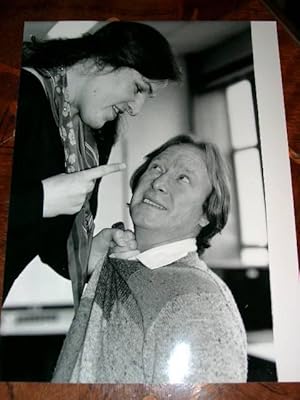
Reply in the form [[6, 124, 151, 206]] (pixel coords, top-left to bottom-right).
[[22, 21, 180, 81], [130, 135, 231, 256], [23, 21, 180, 147]]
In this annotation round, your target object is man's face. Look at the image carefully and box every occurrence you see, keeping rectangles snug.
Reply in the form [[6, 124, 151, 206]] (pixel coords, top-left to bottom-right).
[[130, 144, 212, 245], [75, 66, 166, 130]]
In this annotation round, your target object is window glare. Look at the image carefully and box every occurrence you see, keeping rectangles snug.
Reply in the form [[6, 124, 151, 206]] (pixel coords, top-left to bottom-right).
[[226, 80, 257, 149], [234, 149, 268, 246]]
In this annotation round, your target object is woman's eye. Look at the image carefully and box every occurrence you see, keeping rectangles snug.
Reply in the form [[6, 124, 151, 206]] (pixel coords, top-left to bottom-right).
[[135, 84, 143, 94], [179, 175, 190, 184]]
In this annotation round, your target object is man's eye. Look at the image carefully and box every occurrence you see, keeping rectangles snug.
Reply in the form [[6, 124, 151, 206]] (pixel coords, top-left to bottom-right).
[[151, 164, 163, 173], [179, 175, 190, 184]]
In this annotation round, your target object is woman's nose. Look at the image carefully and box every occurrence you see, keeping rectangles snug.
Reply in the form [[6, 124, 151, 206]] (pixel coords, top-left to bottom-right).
[[127, 93, 147, 116]]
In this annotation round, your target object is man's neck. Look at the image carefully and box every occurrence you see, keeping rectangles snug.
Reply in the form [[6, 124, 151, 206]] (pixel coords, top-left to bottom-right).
[[135, 227, 196, 253]]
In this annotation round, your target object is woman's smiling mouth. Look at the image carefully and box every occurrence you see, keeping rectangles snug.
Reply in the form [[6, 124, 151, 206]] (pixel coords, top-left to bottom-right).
[[143, 198, 167, 210], [112, 105, 122, 118]]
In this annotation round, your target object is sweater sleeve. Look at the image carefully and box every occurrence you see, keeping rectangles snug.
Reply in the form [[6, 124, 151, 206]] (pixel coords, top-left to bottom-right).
[[143, 291, 248, 384]]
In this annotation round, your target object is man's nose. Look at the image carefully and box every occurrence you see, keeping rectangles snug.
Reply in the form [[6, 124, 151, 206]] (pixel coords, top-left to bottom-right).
[[127, 93, 147, 116], [152, 173, 168, 193]]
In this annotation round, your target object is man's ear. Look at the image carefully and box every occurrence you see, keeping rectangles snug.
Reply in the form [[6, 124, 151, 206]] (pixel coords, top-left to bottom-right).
[[199, 214, 209, 228]]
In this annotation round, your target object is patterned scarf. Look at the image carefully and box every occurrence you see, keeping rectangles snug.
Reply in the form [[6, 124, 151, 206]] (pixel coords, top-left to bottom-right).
[[38, 66, 99, 310]]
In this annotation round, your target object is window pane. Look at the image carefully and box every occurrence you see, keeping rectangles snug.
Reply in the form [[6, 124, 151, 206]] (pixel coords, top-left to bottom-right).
[[241, 247, 269, 267], [234, 148, 268, 246], [226, 80, 258, 149]]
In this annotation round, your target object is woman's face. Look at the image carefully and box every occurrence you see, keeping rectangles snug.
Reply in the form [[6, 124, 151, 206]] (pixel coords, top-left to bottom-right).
[[74, 66, 166, 129], [130, 144, 212, 245]]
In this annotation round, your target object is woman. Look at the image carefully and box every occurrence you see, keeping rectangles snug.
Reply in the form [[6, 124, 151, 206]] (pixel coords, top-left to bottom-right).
[[4, 21, 180, 306], [52, 135, 248, 383]]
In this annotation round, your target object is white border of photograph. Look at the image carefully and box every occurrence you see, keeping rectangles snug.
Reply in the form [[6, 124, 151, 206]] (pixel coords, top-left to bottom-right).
[[251, 21, 300, 381]]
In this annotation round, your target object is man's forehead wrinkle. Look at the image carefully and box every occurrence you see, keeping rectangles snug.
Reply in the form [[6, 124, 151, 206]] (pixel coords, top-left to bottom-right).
[[152, 148, 205, 172]]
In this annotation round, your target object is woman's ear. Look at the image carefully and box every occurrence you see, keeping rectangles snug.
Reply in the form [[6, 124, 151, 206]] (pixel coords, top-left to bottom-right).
[[198, 214, 209, 228]]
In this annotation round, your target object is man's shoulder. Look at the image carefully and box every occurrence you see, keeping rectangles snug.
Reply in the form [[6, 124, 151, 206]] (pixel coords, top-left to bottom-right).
[[155, 253, 225, 295]]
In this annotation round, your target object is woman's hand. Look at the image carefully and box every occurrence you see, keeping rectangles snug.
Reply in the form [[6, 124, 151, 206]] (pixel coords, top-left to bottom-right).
[[109, 225, 139, 260], [42, 163, 126, 218], [88, 224, 139, 275]]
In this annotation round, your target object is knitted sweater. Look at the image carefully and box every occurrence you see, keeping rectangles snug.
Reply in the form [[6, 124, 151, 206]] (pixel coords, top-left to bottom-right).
[[52, 252, 247, 383]]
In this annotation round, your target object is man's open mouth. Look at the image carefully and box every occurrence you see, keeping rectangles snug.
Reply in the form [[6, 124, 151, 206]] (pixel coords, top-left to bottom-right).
[[143, 198, 167, 210]]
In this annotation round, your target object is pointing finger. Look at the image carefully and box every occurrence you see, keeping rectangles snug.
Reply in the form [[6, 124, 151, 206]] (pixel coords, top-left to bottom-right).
[[83, 163, 126, 181]]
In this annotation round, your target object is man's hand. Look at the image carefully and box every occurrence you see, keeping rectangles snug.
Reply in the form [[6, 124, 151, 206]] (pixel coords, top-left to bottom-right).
[[42, 163, 126, 218]]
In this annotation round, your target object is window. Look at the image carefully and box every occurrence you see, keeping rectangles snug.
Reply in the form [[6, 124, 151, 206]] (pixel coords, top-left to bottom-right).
[[226, 80, 268, 266]]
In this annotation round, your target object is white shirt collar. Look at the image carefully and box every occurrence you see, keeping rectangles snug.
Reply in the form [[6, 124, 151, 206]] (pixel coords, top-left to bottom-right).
[[130, 238, 197, 269]]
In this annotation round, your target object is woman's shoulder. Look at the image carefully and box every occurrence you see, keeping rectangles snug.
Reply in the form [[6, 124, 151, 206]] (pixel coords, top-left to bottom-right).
[[19, 68, 48, 102], [16, 68, 53, 125]]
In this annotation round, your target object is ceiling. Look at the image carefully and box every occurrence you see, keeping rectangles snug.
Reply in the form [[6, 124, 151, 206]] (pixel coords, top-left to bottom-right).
[[23, 20, 250, 56]]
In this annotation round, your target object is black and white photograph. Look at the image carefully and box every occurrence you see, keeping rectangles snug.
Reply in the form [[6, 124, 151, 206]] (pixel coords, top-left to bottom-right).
[[0, 20, 299, 384]]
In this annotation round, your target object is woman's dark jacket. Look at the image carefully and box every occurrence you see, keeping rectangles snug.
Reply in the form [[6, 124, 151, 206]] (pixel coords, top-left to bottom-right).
[[3, 69, 113, 299]]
